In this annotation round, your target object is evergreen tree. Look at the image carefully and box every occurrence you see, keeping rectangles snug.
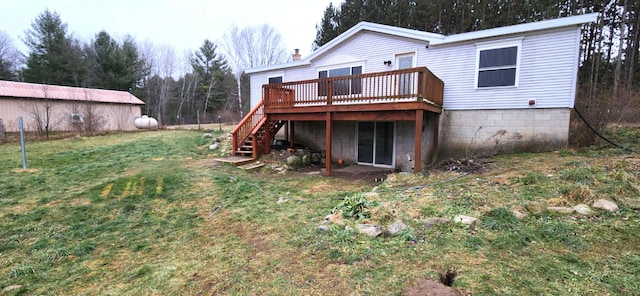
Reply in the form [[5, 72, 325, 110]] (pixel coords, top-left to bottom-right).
[[22, 9, 83, 86], [191, 39, 233, 117], [313, 3, 341, 49], [92, 31, 144, 90]]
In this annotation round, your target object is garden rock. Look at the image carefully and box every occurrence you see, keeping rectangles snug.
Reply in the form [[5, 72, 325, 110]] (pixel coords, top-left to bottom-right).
[[202, 133, 213, 138], [324, 213, 344, 225], [357, 224, 383, 237], [525, 201, 546, 214], [311, 153, 322, 164], [547, 207, 575, 214], [302, 154, 311, 166], [592, 199, 619, 212], [209, 142, 220, 150], [317, 225, 329, 234], [385, 221, 408, 237], [454, 215, 477, 225], [3, 285, 22, 292], [512, 209, 528, 220], [363, 192, 379, 199], [423, 217, 450, 229], [286, 156, 302, 168], [573, 204, 594, 216]]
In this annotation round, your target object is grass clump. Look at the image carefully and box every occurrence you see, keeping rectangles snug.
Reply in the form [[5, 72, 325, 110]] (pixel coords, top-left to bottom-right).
[[481, 207, 520, 230]]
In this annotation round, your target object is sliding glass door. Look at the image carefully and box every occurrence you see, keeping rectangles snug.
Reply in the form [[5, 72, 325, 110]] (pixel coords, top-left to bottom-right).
[[357, 121, 394, 167]]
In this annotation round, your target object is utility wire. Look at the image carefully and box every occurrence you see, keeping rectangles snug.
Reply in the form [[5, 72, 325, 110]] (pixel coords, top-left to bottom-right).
[[573, 107, 634, 153]]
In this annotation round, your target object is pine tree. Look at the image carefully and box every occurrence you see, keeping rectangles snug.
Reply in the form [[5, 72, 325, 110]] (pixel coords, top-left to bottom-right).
[[22, 9, 83, 86], [191, 39, 233, 118]]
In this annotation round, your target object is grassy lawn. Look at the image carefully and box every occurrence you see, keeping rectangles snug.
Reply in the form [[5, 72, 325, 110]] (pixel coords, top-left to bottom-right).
[[1, 128, 639, 295]]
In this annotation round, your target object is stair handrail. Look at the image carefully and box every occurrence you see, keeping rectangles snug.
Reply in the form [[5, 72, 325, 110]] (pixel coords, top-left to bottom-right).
[[232, 100, 265, 155]]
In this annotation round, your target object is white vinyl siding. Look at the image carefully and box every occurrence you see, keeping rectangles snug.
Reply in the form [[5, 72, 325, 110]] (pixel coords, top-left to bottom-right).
[[249, 26, 581, 111], [425, 27, 580, 110]]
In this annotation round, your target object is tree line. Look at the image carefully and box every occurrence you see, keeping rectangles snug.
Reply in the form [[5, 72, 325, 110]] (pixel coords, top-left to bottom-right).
[[0, 9, 289, 126], [315, 0, 639, 144], [2, 2, 638, 136]]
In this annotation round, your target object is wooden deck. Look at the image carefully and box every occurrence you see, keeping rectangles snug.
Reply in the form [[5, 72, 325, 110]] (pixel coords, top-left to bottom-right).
[[231, 67, 444, 176]]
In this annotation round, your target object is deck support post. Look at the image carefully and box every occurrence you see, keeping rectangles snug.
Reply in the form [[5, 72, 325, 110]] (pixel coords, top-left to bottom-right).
[[264, 115, 272, 155], [430, 113, 440, 163], [289, 121, 295, 147], [414, 109, 423, 173], [325, 112, 332, 176], [284, 121, 289, 142]]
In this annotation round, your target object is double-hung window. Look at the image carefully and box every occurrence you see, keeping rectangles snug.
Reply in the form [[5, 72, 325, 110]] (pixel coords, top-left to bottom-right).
[[318, 65, 363, 96], [476, 39, 522, 88]]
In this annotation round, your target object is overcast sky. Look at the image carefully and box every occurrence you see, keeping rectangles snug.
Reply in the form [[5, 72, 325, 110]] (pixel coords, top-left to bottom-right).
[[1, 0, 335, 61]]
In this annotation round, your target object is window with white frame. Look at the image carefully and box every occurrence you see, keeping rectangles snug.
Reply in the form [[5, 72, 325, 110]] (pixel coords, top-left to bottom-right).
[[318, 65, 363, 96], [476, 40, 522, 88], [268, 76, 283, 84]]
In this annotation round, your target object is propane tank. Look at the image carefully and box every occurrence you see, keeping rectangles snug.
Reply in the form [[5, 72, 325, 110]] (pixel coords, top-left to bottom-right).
[[134, 115, 158, 129]]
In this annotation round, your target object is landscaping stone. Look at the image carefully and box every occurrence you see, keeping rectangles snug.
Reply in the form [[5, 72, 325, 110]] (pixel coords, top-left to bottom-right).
[[525, 201, 546, 214], [310, 153, 322, 164], [573, 204, 594, 216], [363, 192, 379, 199], [202, 133, 213, 138], [423, 217, 450, 229], [592, 199, 619, 212], [209, 142, 220, 150], [324, 213, 344, 225], [302, 154, 311, 166], [3, 285, 22, 292], [512, 209, 528, 220], [286, 155, 302, 168], [317, 225, 329, 234], [547, 207, 575, 214], [357, 224, 383, 237], [454, 215, 478, 225], [385, 221, 408, 237]]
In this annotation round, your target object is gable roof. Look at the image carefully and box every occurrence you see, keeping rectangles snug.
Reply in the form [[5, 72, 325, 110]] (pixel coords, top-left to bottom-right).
[[246, 13, 598, 74], [0, 80, 145, 105]]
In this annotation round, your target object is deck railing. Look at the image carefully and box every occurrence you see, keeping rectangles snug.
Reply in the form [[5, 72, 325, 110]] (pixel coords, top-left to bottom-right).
[[263, 67, 443, 109]]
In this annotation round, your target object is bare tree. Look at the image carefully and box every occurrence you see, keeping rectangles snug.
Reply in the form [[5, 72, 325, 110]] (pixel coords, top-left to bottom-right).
[[0, 31, 22, 80], [68, 89, 106, 134], [219, 24, 289, 116], [175, 51, 198, 124], [23, 85, 61, 138]]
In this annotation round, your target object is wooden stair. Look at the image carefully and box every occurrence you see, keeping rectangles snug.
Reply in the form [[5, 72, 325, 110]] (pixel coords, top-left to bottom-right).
[[233, 119, 285, 158], [235, 136, 255, 157]]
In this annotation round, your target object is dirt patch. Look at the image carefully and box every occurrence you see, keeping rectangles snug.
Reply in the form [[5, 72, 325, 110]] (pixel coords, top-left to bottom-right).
[[425, 158, 492, 174], [402, 278, 462, 296], [329, 165, 393, 183]]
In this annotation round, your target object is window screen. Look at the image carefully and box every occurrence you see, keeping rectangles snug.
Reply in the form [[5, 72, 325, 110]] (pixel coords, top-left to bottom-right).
[[477, 46, 518, 87]]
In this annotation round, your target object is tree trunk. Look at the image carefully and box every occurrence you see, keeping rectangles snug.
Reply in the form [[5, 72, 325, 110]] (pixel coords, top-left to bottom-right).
[[613, 0, 626, 100]]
